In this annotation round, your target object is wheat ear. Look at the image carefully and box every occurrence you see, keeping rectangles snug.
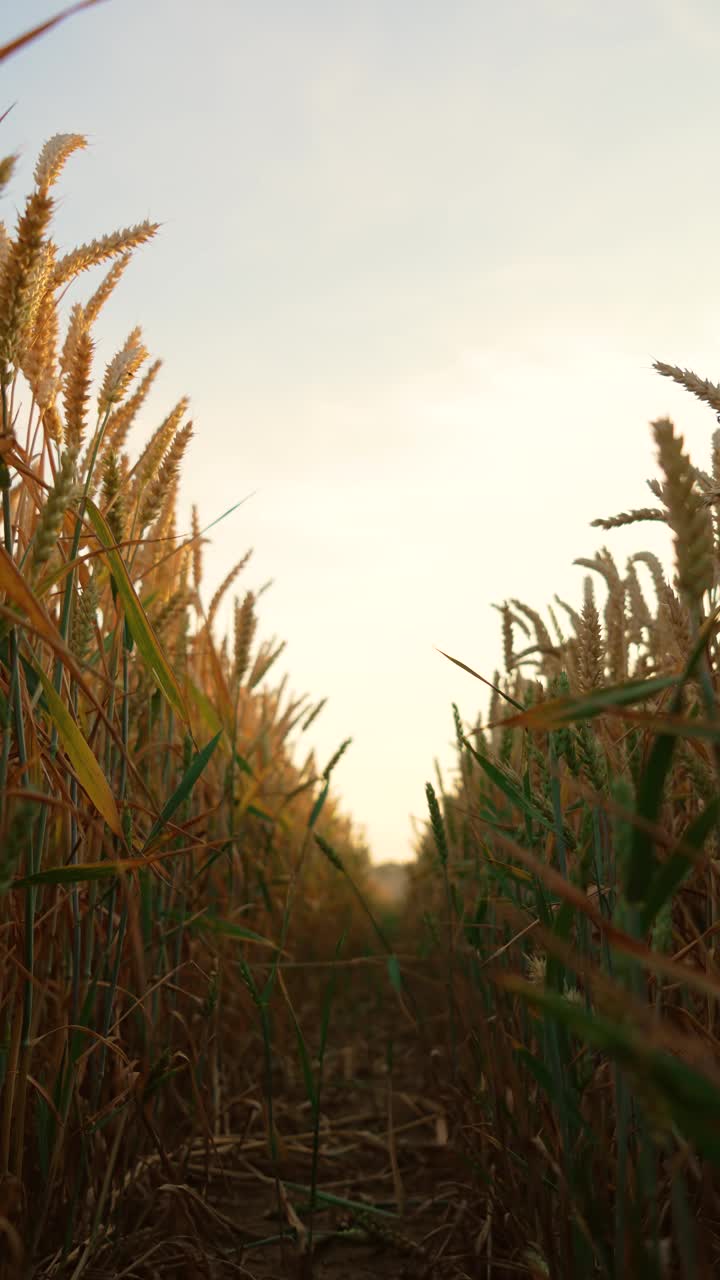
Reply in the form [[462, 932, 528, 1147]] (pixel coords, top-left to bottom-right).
[[653, 360, 720, 415], [653, 416, 714, 611]]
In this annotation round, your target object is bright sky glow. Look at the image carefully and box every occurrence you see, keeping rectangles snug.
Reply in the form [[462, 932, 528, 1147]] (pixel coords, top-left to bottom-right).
[[4, 0, 720, 861]]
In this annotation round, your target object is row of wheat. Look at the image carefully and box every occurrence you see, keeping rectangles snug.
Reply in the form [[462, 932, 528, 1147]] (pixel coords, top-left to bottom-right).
[[0, 136, 375, 1275], [404, 367, 720, 1275]]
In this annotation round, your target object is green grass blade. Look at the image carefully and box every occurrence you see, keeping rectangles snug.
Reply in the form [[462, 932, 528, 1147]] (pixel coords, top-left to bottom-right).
[[85, 498, 189, 723], [33, 660, 122, 837], [463, 738, 575, 846], [184, 911, 279, 949], [640, 795, 720, 931], [308, 779, 329, 828], [143, 730, 221, 850], [496, 672, 681, 731], [503, 976, 720, 1164]]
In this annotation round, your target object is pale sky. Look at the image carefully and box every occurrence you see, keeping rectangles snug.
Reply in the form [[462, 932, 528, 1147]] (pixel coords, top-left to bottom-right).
[[3, 0, 720, 862]]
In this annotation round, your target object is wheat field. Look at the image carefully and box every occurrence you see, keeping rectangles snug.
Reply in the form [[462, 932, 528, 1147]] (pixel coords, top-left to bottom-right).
[[2, 9, 720, 1280]]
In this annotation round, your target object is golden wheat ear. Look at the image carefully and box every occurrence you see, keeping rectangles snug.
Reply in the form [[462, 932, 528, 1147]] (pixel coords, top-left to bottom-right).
[[53, 220, 159, 287], [625, 558, 653, 647], [98, 328, 148, 415], [234, 590, 257, 686], [34, 133, 86, 191], [0, 155, 17, 197], [576, 575, 604, 693], [138, 421, 193, 531], [62, 325, 93, 450], [102, 358, 162, 456], [653, 416, 714, 612], [0, 187, 54, 378], [130, 397, 189, 482], [207, 549, 254, 631], [654, 359, 720, 414], [591, 507, 666, 530], [83, 251, 132, 326], [190, 504, 203, 599]]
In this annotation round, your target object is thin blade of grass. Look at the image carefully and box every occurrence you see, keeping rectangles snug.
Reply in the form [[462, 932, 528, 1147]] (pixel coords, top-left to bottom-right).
[[33, 661, 122, 837], [0, 0, 107, 63], [640, 795, 720, 930], [143, 730, 221, 851], [500, 975, 720, 1165], [85, 499, 189, 723], [492, 672, 681, 732]]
